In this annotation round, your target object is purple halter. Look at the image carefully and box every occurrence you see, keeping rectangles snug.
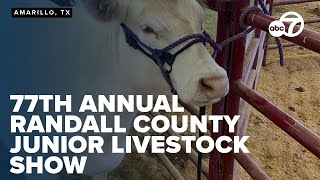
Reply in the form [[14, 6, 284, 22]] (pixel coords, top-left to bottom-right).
[[121, 23, 222, 95]]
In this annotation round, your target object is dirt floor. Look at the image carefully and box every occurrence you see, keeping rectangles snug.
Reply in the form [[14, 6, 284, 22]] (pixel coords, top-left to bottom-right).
[[109, 2, 320, 180]]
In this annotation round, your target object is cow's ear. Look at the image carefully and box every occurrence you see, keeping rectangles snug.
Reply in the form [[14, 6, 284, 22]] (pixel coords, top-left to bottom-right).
[[81, 0, 128, 22]]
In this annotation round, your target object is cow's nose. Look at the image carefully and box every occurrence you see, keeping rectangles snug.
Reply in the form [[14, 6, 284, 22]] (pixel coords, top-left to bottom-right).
[[199, 76, 229, 99]]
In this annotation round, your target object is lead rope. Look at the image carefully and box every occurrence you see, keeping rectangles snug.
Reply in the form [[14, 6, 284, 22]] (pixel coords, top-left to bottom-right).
[[197, 106, 206, 180], [256, 0, 285, 66]]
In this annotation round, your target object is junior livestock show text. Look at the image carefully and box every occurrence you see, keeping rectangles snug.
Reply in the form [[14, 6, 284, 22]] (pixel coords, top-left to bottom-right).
[[9, 95, 249, 174]]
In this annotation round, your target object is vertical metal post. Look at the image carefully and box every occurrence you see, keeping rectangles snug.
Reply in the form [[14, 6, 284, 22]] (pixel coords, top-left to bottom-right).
[[210, 0, 251, 179], [210, 1, 231, 178], [222, 1, 250, 179]]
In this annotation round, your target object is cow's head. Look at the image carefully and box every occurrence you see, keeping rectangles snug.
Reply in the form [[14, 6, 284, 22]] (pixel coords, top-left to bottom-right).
[[81, 0, 229, 106]]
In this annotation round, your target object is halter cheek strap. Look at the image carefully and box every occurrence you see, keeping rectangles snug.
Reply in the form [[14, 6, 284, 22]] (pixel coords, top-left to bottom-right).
[[124, 32, 205, 73]]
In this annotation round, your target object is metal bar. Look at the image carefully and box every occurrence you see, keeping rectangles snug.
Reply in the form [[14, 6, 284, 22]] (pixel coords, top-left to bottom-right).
[[238, 69, 256, 136], [140, 132, 184, 180], [210, 1, 232, 179], [245, 11, 320, 53], [233, 80, 320, 158], [267, 19, 320, 50], [231, 144, 271, 180], [305, 18, 320, 24], [151, 112, 210, 179], [243, 38, 260, 84], [252, 31, 267, 71], [207, 0, 230, 12], [246, 30, 256, 52], [220, 1, 251, 179], [237, 99, 253, 137], [166, 129, 210, 179], [252, 31, 267, 90], [268, 42, 296, 49], [157, 153, 184, 180], [274, 0, 320, 6]]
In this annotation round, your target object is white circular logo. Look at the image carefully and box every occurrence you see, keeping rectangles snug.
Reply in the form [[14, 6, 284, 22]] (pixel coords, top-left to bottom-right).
[[269, 11, 304, 37], [269, 20, 285, 37]]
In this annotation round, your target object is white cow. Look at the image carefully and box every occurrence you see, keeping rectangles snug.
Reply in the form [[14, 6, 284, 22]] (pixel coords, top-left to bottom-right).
[[1, 0, 229, 180]]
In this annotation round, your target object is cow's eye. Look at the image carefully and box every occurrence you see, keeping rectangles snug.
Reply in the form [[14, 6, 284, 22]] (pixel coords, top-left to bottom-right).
[[143, 26, 155, 34]]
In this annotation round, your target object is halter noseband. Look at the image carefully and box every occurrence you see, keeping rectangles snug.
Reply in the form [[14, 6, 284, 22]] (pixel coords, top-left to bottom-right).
[[120, 23, 222, 95]]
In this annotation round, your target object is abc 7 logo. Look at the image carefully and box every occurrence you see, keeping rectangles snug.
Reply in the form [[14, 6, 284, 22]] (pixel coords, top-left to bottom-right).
[[269, 12, 304, 37]]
